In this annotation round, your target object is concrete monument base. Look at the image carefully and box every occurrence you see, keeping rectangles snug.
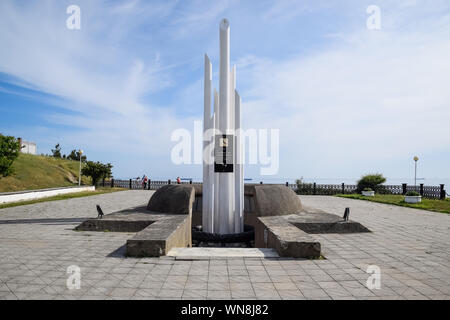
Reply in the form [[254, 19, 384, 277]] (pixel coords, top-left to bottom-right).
[[75, 185, 194, 257], [75, 184, 371, 259]]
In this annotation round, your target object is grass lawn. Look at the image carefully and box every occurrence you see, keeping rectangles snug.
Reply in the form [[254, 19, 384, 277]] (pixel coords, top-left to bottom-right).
[[0, 153, 92, 192], [0, 187, 126, 209], [336, 193, 450, 214]]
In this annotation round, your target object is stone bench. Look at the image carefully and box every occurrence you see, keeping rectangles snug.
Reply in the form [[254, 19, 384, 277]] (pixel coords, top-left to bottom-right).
[[255, 215, 321, 259], [75, 184, 195, 257], [127, 214, 191, 257]]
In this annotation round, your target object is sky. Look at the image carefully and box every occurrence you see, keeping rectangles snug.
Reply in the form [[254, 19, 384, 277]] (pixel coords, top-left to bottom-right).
[[0, 0, 449, 184]]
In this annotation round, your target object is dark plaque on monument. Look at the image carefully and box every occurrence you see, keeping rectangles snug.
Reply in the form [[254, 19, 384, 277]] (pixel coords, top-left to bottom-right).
[[214, 134, 234, 173]]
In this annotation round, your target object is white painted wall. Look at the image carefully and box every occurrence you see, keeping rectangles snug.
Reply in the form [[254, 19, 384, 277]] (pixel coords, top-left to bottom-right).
[[21, 140, 37, 155], [0, 186, 95, 204]]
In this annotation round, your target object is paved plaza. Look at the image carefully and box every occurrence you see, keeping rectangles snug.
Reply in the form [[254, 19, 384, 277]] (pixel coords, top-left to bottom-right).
[[0, 190, 448, 300]]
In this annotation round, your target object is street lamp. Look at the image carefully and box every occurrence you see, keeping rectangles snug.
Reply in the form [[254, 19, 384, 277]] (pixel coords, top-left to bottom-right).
[[78, 149, 84, 186], [413, 156, 419, 188]]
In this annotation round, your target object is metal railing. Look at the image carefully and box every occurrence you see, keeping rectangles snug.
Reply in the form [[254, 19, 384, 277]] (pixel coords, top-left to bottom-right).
[[97, 179, 446, 200]]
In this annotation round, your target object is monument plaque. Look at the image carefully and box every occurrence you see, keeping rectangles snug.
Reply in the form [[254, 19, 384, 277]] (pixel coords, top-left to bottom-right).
[[214, 134, 234, 173]]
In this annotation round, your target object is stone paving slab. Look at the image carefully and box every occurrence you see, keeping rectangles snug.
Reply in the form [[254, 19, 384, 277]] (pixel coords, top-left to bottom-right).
[[167, 248, 279, 258], [0, 191, 449, 300]]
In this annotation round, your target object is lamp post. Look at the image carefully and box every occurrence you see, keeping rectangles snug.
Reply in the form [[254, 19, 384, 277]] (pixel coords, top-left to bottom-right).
[[78, 149, 84, 186], [414, 156, 419, 188]]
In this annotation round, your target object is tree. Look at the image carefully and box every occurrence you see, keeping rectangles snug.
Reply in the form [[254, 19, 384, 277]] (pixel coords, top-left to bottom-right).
[[0, 134, 21, 177], [81, 161, 113, 185], [67, 149, 87, 162], [357, 173, 386, 192], [51, 143, 62, 158]]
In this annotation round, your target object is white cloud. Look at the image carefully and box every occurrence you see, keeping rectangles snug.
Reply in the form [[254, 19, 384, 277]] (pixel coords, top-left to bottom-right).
[[238, 11, 450, 179]]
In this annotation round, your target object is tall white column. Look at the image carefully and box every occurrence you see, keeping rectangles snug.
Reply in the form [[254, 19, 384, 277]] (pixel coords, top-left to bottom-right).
[[218, 18, 234, 234], [203, 19, 244, 235], [234, 91, 244, 233], [202, 55, 213, 233], [208, 113, 215, 233], [213, 89, 220, 233], [229, 66, 236, 232]]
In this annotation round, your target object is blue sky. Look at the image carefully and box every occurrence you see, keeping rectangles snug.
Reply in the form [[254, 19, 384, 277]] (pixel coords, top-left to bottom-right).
[[1, 0, 449, 184]]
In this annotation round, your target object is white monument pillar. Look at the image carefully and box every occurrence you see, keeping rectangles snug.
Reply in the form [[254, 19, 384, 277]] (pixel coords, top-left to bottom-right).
[[203, 19, 244, 235], [234, 91, 243, 233], [202, 55, 213, 233], [213, 89, 220, 233], [218, 19, 233, 234]]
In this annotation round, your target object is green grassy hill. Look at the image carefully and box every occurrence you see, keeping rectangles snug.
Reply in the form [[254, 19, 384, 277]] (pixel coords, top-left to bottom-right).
[[0, 153, 91, 192]]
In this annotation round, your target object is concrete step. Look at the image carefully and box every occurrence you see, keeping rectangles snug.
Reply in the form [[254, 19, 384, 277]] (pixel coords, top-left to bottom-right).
[[167, 247, 279, 259]]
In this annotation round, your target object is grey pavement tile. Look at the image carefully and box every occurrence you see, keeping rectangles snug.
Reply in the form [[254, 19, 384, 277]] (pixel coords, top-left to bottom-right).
[[249, 275, 272, 283], [133, 288, 157, 298], [162, 281, 185, 290], [319, 287, 351, 299], [229, 275, 251, 283], [273, 282, 297, 290], [252, 282, 276, 291], [184, 282, 207, 290], [311, 274, 335, 282], [290, 275, 314, 282], [182, 289, 207, 299], [244, 259, 263, 266], [208, 282, 230, 291], [79, 295, 108, 300], [300, 288, 330, 299], [208, 275, 229, 282], [318, 281, 343, 289], [110, 287, 137, 298], [1, 192, 449, 301], [269, 275, 292, 283], [231, 289, 256, 299], [277, 290, 305, 300], [331, 296, 357, 300], [295, 281, 321, 290], [207, 290, 231, 300], [187, 275, 208, 282], [230, 282, 253, 291], [255, 289, 281, 299], [157, 289, 183, 298], [85, 286, 112, 296]]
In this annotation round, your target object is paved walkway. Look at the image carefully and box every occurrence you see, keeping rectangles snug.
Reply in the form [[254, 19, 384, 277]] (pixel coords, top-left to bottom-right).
[[0, 191, 448, 300]]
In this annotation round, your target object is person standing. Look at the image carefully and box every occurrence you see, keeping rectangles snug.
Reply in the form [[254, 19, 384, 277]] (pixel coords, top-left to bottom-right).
[[143, 175, 148, 189], [177, 176, 181, 184]]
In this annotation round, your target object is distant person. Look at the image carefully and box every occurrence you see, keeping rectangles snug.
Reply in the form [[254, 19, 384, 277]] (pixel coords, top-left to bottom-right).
[[177, 176, 181, 184], [142, 175, 148, 189]]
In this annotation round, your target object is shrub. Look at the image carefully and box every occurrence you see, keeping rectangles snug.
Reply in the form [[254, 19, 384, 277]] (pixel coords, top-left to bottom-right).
[[0, 134, 21, 177], [81, 161, 113, 185], [67, 149, 87, 162], [363, 187, 373, 192], [51, 143, 62, 158], [357, 173, 386, 192], [405, 191, 420, 196]]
